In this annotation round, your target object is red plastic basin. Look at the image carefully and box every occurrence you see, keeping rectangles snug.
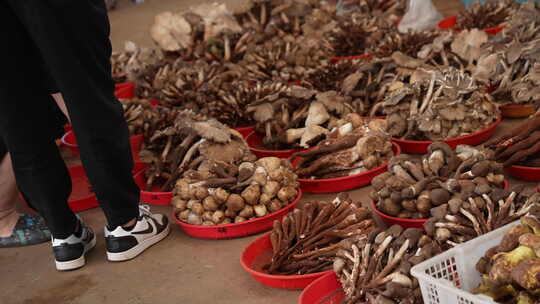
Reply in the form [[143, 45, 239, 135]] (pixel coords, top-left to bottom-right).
[[68, 162, 147, 212], [175, 190, 302, 239], [506, 165, 540, 181], [140, 187, 173, 206], [292, 142, 401, 193], [330, 54, 372, 64], [371, 180, 509, 230], [234, 125, 256, 138], [114, 82, 135, 99], [132, 167, 173, 206], [240, 231, 332, 290], [299, 272, 345, 304], [392, 116, 501, 154], [438, 16, 457, 29], [61, 130, 144, 160], [437, 16, 504, 35], [246, 131, 308, 159], [371, 200, 427, 229]]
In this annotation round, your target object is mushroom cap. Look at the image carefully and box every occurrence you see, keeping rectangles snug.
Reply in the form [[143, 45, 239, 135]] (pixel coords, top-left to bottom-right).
[[428, 142, 458, 171]]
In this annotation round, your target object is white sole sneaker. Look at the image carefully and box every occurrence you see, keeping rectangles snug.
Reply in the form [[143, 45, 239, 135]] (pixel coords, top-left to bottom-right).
[[55, 233, 97, 271], [107, 224, 170, 262]]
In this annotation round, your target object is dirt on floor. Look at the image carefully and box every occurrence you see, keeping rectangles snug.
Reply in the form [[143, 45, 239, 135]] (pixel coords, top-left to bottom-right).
[[2, 1, 495, 304]]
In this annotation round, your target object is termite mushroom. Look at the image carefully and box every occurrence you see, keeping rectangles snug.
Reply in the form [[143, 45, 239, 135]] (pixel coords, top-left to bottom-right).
[[335, 225, 442, 304], [266, 193, 374, 275]]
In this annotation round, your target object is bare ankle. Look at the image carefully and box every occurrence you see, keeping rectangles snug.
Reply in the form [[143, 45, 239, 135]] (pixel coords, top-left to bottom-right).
[[122, 218, 136, 228], [0, 210, 19, 237]]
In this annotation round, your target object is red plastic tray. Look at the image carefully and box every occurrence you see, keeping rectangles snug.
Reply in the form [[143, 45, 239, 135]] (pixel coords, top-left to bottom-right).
[[437, 16, 504, 35], [246, 131, 307, 159], [371, 180, 509, 230], [330, 54, 372, 64], [392, 116, 501, 154], [68, 162, 147, 212], [292, 143, 401, 193], [234, 126, 255, 138], [61, 130, 144, 160], [114, 82, 135, 99], [175, 190, 302, 239], [299, 272, 345, 304], [240, 231, 332, 290], [506, 165, 540, 181]]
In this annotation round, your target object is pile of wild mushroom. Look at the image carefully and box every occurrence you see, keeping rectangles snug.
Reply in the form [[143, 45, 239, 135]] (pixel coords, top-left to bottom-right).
[[225, 36, 333, 83], [371, 142, 506, 219], [293, 116, 394, 179], [248, 85, 355, 150], [266, 193, 374, 275], [139, 110, 255, 191], [111, 42, 165, 84], [334, 225, 442, 304], [173, 156, 299, 226], [472, 214, 540, 304], [454, 0, 517, 31], [304, 58, 402, 116], [485, 114, 540, 167], [425, 185, 540, 250], [382, 68, 500, 141], [121, 98, 161, 137]]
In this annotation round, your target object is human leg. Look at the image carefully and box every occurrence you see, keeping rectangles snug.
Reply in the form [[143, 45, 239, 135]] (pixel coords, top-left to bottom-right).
[[6, 0, 168, 261], [0, 143, 19, 238], [7, 0, 140, 229]]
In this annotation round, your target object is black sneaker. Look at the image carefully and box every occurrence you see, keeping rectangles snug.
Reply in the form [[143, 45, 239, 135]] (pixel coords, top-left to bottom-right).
[[104, 205, 170, 262], [52, 217, 96, 271]]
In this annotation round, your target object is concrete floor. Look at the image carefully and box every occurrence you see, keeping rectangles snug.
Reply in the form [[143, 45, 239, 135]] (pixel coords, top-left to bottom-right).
[[3, 1, 509, 304]]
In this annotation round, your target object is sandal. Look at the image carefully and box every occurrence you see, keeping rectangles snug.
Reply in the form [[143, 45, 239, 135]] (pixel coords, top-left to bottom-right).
[[0, 214, 51, 248]]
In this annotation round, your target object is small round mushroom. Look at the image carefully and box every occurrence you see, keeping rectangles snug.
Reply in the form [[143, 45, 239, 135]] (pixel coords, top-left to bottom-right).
[[211, 210, 225, 224], [194, 186, 209, 200], [268, 199, 282, 212], [213, 188, 230, 204], [172, 196, 188, 212], [191, 202, 205, 216], [427, 142, 458, 176], [429, 188, 451, 206], [263, 181, 280, 198], [239, 205, 255, 218], [187, 212, 203, 225], [254, 204, 268, 217], [202, 196, 219, 211], [241, 184, 261, 205], [234, 216, 247, 223], [226, 194, 245, 212]]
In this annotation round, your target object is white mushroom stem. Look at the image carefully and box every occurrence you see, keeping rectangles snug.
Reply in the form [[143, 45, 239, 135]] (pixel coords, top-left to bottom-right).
[[360, 243, 371, 277], [380, 272, 413, 288], [482, 194, 494, 231], [460, 207, 481, 236], [445, 215, 458, 222], [420, 74, 436, 113], [370, 239, 410, 286], [350, 245, 361, 289], [178, 138, 205, 170]]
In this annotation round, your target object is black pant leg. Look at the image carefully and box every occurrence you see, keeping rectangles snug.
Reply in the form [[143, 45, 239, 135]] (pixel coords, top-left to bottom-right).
[[7, 0, 140, 228], [0, 2, 77, 239]]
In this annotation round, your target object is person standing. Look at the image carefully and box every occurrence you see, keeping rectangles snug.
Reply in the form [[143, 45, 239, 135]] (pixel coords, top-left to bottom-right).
[[0, 0, 169, 271]]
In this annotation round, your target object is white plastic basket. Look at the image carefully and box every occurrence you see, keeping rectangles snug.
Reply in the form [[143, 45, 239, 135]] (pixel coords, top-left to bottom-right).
[[411, 221, 519, 304]]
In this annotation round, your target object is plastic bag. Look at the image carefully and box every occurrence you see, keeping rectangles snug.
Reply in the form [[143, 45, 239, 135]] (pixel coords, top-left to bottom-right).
[[398, 0, 443, 33]]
